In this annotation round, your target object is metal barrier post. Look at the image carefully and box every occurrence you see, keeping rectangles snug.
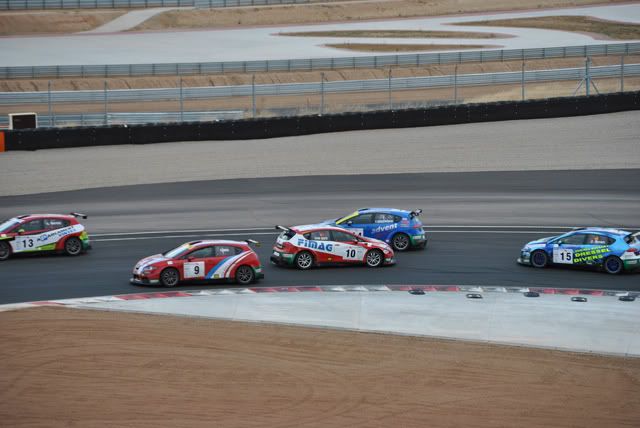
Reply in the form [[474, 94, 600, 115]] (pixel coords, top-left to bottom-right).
[[48, 80, 53, 127], [388, 68, 392, 110], [104, 81, 108, 126], [320, 72, 325, 116], [621, 55, 625, 92], [521, 61, 525, 101], [179, 77, 184, 122], [252, 74, 256, 118], [454, 65, 458, 104], [585, 57, 590, 97]]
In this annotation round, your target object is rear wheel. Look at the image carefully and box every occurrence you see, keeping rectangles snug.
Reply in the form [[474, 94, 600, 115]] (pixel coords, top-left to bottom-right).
[[0, 241, 11, 261], [294, 251, 314, 270], [603, 256, 623, 275], [159, 268, 180, 287], [365, 249, 384, 268], [531, 250, 548, 268], [64, 237, 83, 256], [392, 233, 410, 251], [235, 265, 255, 285]]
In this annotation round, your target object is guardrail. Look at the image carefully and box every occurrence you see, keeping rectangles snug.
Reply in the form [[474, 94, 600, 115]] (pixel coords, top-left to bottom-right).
[[0, 0, 308, 9], [1, 42, 638, 80], [0, 111, 243, 128], [2, 63, 636, 106]]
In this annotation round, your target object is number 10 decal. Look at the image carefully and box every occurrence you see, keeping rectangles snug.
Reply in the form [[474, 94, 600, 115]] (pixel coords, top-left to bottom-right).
[[344, 248, 359, 260]]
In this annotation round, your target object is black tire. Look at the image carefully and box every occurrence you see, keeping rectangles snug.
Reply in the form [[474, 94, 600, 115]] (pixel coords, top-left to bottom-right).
[[64, 237, 83, 256], [235, 265, 255, 285], [365, 249, 384, 268], [294, 251, 314, 270], [0, 241, 11, 261], [159, 267, 180, 287], [603, 255, 623, 275], [391, 233, 410, 252], [531, 250, 548, 268]]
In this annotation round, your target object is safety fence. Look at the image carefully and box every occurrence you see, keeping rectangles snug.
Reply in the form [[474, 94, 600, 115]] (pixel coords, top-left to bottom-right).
[[2, 63, 636, 106], [2, 42, 638, 80], [0, 0, 308, 8], [3, 91, 639, 150]]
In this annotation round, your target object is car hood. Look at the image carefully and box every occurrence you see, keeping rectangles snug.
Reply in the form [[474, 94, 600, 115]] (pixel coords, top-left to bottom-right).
[[525, 235, 557, 247], [135, 253, 169, 269]]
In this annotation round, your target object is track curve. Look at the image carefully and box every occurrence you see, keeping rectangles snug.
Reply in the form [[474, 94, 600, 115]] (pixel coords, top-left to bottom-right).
[[0, 169, 638, 304]]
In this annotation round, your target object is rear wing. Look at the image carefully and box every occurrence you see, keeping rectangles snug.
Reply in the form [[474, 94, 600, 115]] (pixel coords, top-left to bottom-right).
[[409, 209, 422, 219], [245, 239, 261, 247], [275, 225, 291, 232], [70, 212, 88, 219], [626, 231, 640, 244]]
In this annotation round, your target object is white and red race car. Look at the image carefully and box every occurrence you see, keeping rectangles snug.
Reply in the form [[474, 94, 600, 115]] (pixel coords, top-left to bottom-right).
[[131, 239, 263, 287], [270, 224, 395, 269]]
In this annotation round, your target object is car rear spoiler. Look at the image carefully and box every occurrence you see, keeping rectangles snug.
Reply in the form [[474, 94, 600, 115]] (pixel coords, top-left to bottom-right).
[[275, 225, 291, 232], [70, 212, 88, 219], [409, 209, 422, 218], [245, 239, 261, 247]]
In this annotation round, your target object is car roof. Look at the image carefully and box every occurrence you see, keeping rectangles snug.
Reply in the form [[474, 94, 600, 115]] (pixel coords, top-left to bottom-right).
[[571, 227, 631, 236], [17, 214, 76, 221], [186, 240, 249, 247], [291, 224, 348, 233], [357, 208, 408, 215]]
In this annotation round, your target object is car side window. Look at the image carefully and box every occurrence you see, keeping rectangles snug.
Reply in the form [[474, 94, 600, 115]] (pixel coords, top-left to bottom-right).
[[585, 234, 614, 245], [44, 218, 70, 230], [214, 245, 238, 257], [186, 246, 214, 259], [350, 214, 373, 224], [393, 215, 403, 223], [332, 230, 357, 242], [374, 213, 395, 223], [558, 234, 586, 245], [19, 219, 44, 232], [306, 230, 331, 241]]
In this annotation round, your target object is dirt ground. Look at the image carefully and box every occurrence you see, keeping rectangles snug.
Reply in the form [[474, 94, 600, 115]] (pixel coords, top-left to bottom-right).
[[323, 42, 498, 52], [0, 307, 639, 428], [0, 1, 628, 35]]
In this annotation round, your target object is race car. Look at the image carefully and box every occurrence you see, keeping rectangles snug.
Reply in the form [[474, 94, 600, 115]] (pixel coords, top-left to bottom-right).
[[131, 239, 264, 287], [517, 227, 640, 274], [270, 224, 395, 269], [0, 213, 91, 261], [324, 207, 426, 251]]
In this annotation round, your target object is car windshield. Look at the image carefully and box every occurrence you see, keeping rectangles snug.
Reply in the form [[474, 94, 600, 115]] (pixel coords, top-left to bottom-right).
[[335, 211, 359, 225], [0, 218, 20, 233], [163, 243, 191, 258]]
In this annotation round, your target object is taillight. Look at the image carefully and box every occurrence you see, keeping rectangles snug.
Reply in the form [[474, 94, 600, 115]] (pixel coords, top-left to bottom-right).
[[625, 248, 640, 255], [413, 224, 423, 229]]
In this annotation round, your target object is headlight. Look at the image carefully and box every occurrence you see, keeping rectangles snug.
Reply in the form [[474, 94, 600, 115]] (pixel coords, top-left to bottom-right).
[[522, 247, 531, 252], [142, 266, 157, 273]]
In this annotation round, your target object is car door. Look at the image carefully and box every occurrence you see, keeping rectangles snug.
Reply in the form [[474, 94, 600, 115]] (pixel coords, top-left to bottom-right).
[[340, 213, 375, 238], [574, 233, 615, 266], [550, 233, 586, 266], [304, 230, 335, 264], [371, 213, 399, 240], [331, 230, 367, 264], [207, 245, 242, 280], [181, 246, 215, 281], [10, 219, 45, 253]]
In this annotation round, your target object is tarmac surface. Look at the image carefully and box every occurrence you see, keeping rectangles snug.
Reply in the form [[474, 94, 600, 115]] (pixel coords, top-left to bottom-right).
[[1, 3, 639, 66], [0, 170, 638, 304]]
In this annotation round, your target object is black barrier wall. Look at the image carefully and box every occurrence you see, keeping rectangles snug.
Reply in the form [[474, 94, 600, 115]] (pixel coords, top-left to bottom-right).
[[4, 91, 640, 151]]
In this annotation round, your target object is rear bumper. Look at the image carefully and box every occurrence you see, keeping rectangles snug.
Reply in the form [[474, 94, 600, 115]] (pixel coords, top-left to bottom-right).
[[410, 233, 427, 248], [270, 250, 294, 266]]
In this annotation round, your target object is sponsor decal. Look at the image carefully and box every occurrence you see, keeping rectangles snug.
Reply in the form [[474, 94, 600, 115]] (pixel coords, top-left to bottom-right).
[[573, 246, 611, 264], [372, 224, 397, 234], [296, 238, 334, 252]]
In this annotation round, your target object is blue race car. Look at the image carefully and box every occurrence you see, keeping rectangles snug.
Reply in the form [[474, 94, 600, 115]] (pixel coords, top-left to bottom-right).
[[324, 208, 426, 251], [517, 227, 640, 274]]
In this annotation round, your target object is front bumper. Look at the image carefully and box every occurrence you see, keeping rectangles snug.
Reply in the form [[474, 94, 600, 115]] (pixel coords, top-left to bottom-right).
[[130, 275, 160, 285], [517, 251, 531, 266], [384, 256, 396, 265]]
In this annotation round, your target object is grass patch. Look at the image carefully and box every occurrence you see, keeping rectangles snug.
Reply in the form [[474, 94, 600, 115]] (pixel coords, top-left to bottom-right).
[[279, 30, 508, 39], [456, 16, 640, 40], [324, 43, 495, 52]]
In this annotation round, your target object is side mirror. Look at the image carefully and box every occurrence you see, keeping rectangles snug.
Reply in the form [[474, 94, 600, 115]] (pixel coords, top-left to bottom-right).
[[347, 221, 353, 226], [18, 229, 25, 235]]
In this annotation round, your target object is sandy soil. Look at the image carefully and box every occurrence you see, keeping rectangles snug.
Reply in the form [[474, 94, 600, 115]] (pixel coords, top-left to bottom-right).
[[0, 307, 638, 428], [458, 15, 640, 40], [323, 42, 497, 52], [279, 29, 511, 38], [0, 10, 125, 36], [133, 0, 631, 31], [0, 1, 629, 35]]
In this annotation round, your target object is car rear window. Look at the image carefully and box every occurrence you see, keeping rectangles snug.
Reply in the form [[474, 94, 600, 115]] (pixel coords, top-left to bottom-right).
[[279, 230, 295, 241]]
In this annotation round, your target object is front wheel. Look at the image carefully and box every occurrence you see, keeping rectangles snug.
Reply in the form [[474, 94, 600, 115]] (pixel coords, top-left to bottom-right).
[[531, 250, 548, 268], [0, 241, 11, 261], [235, 265, 255, 285], [603, 256, 623, 275], [294, 251, 314, 270], [159, 268, 180, 287], [64, 237, 83, 256], [365, 249, 384, 268], [391, 233, 410, 251]]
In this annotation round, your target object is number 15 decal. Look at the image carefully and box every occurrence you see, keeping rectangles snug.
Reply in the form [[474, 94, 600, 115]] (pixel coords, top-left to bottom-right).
[[553, 248, 574, 264]]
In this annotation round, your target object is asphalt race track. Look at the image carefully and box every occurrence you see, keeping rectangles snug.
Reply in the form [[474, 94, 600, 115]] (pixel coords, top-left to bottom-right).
[[0, 169, 638, 304]]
